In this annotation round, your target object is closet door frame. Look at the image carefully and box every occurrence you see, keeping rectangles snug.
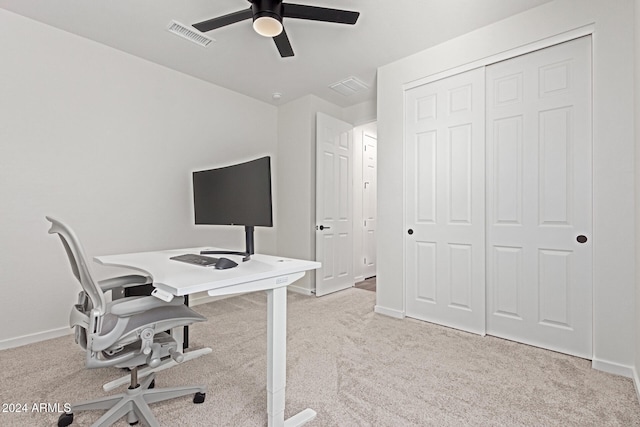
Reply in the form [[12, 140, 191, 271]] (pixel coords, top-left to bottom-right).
[[402, 25, 594, 345], [402, 25, 593, 95]]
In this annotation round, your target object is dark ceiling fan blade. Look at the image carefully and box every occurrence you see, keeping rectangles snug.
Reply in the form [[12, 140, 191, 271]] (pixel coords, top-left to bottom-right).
[[273, 28, 294, 57], [282, 3, 359, 24], [193, 8, 253, 33]]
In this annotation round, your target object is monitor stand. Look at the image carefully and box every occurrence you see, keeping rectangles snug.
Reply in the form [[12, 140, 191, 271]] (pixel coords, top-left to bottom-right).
[[200, 225, 254, 262]]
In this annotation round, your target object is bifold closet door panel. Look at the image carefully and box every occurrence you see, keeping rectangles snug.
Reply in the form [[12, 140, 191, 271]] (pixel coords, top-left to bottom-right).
[[405, 67, 486, 335], [485, 36, 593, 358]]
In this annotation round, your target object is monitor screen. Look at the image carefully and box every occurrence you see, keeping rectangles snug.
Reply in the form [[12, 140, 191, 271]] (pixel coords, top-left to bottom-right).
[[193, 156, 273, 228]]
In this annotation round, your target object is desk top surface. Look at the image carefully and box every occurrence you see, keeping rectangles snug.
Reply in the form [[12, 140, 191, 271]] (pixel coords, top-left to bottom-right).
[[95, 248, 320, 296]]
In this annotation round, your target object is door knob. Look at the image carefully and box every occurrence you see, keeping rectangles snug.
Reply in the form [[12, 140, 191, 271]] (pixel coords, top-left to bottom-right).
[[408, 229, 414, 235], [319, 225, 331, 231], [576, 235, 588, 243]]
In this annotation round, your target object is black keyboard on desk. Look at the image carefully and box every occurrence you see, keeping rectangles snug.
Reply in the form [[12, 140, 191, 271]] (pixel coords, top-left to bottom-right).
[[170, 254, 218, 267]]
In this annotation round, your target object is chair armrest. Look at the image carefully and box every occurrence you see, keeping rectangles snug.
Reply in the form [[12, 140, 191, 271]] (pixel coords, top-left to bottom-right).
[[110, 295, 184, 317], [99, 274, 152, 292]]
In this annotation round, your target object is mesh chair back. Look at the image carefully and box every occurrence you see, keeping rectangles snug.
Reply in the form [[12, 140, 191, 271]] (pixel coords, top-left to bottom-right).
[[46, 216, 107, 315]]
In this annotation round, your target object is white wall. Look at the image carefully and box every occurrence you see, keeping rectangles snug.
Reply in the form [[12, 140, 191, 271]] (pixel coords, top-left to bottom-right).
[[377, 0, 636, 373], [276, 96, 375, 294], [0, 9, 278, 348], [343, 99, 377, 127], [276, 95, 344, 294], [276, 96, 316, 293]]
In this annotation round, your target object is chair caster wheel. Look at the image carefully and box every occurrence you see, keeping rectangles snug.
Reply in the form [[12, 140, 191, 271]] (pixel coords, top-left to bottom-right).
[[194, 392, 206, 404], [149, 379, 155, 389], [58, 412, 74, 427]]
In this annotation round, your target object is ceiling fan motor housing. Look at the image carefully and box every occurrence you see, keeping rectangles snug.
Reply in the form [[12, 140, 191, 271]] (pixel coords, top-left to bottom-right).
[[250, 0, 283, 22]]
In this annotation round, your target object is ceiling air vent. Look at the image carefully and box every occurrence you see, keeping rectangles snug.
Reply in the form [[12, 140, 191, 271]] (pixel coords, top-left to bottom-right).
[[167, 20, 214, 47], [329, 76, 368, 96]]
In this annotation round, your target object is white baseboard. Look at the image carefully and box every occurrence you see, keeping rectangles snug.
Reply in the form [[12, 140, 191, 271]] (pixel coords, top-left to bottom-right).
[[1, 293, 238, 350], [374, 305, 405, 319], [632, 367, 640, 405], [186, 285, 315, 305], [287, 284, 314, 296], [189, 292, 236, 306], [0, 327, 72, 351], [592, 358, 634, 378]]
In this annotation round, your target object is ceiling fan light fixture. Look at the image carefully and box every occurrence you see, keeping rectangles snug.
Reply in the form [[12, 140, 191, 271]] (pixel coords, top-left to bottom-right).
[[253, 15, 283, 37], [193, 0, 359, 57]]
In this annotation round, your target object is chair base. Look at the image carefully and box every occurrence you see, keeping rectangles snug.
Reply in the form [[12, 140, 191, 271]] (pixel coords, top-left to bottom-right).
[[58, 373, 206, 427]]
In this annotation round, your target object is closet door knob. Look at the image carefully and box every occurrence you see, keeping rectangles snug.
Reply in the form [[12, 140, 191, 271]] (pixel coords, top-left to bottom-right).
[[408, 229, 414, 235], [576, 235, 588, 243]]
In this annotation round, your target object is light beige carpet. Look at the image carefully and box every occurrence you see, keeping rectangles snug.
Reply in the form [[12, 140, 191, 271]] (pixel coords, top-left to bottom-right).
[[1, 288, 639, 426]]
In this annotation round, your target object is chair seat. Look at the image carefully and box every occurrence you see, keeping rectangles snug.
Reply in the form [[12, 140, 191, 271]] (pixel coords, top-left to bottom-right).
[[47, 216, 208, 427]]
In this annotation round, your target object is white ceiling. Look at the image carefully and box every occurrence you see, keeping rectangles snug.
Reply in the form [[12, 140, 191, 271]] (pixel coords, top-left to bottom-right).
[[0, 0, 553, 107]]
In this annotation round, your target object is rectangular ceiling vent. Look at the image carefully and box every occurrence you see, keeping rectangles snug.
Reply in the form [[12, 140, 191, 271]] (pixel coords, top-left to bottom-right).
[[167, 20, 214, 47], [329, 76, 369, 97]]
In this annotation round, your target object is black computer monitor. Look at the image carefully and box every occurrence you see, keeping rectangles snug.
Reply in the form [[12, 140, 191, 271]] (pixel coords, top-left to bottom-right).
[[193, 156, 273, 260]]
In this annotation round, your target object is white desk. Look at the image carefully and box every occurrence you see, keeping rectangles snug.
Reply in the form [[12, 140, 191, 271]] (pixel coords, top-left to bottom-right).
[[95, 248, 321, 427]]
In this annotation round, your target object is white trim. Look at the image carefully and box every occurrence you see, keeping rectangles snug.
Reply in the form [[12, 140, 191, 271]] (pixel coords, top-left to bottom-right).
[[591, 358, 634, 378], [401, 84, 409, 318], [191, 284, 316, 303], [403, 24, 595, 91], [0, 327, 72, 350], [189, 293, 235, 306], [374, 305, 405, 319], [288, 284, 314, 296], [633, 367, 640, 404]]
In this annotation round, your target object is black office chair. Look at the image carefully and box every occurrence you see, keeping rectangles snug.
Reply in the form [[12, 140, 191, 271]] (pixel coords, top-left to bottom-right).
[[47, 217, 207, 427]]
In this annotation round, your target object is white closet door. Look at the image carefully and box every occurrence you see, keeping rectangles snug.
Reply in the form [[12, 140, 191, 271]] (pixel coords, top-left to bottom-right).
[[485, 37, 592, 358], [405, 68, 486, 335]]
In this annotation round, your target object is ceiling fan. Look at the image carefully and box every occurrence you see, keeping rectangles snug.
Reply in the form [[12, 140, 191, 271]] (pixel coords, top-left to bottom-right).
[[192, 0, 360, 58]]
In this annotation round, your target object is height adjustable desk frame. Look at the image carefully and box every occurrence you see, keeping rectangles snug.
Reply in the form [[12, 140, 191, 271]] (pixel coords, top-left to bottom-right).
[[95, 248, 320, 427]]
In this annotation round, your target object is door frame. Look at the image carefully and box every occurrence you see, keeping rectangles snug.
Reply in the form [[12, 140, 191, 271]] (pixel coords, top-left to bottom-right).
[[402, 25, 594, 94], [353, 121, 378, 283]]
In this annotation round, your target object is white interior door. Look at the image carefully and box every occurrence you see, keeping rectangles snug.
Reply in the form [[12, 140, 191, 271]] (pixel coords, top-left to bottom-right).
[[485, 37, 593, 358], [315, 112, 354, 296], [362, 132, 377, 279], [405, 68, 486, 335]]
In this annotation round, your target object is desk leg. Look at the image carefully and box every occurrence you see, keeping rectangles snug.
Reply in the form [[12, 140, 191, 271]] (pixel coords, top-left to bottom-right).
[[266, 287, 317, 427]]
